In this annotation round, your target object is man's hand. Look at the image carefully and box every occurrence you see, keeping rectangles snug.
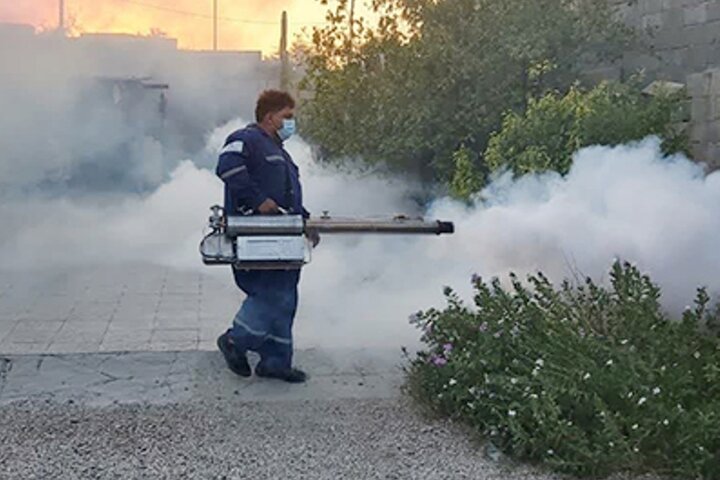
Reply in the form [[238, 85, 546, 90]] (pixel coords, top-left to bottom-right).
[[257, 198, 280, 215], [307, 229, 321, 248]]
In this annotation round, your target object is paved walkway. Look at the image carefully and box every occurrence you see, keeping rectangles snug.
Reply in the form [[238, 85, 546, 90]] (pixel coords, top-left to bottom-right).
[[0, 264, 416, 355], [0, 349, 402, 407], [0, 265, 239, 355]]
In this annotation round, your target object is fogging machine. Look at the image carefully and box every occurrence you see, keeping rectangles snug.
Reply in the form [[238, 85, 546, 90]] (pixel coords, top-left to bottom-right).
[[200, 205, 455, 270]]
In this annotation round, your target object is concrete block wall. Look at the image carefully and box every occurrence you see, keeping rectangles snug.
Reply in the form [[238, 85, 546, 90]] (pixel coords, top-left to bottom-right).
[[598, 1, 720, 166], [687, 69, 720, 168], [611, 0, 720, 82]]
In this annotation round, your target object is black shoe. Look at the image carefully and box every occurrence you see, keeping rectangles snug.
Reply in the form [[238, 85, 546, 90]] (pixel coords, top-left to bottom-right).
[[217, 331, 251, 377], [255, 365, 307, 383]]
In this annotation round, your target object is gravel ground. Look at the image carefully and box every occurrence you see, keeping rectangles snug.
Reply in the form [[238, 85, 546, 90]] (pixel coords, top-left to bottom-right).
[[0, 397, 566, 480], [0, 350, 663, 480]]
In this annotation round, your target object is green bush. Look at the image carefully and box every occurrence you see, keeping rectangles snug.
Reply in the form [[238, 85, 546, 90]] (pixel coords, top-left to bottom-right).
[[485, 82, 689, 176], [449, 144, 484, 202], [407, 262, 720, 478]]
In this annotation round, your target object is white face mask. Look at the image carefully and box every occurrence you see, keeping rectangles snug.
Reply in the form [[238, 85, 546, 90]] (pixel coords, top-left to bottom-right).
[[278, 118, 296, 141]]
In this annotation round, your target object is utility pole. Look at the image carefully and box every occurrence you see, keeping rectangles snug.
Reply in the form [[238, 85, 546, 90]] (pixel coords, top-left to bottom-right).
[[349, 0, 355, 46], [213, 0, 218, 51], [59, 0, 65, 33], [280, 11, 289, 91]]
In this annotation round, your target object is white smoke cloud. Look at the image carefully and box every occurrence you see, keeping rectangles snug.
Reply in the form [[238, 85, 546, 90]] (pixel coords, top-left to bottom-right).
[[2, 120, 720, 348], [0, 161, 219, 270], [297, 137, 720, 347], [0, 30, 265, 194], [441, 138, 720, 313]]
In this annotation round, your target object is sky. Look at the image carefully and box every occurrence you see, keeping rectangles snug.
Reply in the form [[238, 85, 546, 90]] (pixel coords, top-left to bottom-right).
[[0, 0, 368, 54]]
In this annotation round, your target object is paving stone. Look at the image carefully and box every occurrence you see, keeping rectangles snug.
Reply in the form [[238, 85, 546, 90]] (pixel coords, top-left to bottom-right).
[[45, 342, 103, 354], [684, 3, 708, 26], [0, 320, 18, 343], [0, 302, 29, 319], [4, 320, 63, 344], [103, 328, 154, 344], [54, 332, 106, 348], [148, 340, 200, 352], [99, 340, 151, 353], [151, 328, 199, 343], [69, 307, 116, 322], [0, 349, 402, 407], [110, 312, 157, 326], [0, 342, 49, 355]]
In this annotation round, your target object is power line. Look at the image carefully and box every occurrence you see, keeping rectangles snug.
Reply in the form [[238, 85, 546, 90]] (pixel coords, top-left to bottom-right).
[[120, 0, 274, 24], [117, 0, 326, 26]]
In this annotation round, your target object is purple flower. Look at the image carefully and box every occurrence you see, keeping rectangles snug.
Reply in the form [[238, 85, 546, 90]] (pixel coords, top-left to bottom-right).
[[431, 355, 448, 367], [443, 343, 454, 354], [479, 322, 489, 333]]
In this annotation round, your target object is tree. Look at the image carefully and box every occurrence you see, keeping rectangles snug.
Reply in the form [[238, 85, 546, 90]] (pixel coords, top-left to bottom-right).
[[299, 0, 631, 182], [449, 144, 484, 201]]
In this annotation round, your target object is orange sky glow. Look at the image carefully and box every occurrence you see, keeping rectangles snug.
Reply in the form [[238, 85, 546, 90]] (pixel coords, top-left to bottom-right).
[[0, 0, 370, 55]]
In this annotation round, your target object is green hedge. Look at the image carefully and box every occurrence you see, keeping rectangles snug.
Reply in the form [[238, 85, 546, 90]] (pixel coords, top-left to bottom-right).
[[407, 262, 720, 478], [484, 82, 689, 177]]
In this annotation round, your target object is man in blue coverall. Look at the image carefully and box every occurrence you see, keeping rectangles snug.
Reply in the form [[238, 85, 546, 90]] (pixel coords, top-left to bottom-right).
[[215, 90, 317, 383]]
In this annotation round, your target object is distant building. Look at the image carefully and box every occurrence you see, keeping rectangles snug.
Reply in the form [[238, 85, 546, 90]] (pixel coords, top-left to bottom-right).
[[0, 23, 282, 192]]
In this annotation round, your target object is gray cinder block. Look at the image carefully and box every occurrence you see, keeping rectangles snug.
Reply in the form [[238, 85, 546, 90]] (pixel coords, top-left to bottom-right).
[[691, 96, 711, 120], [642, 12, 665, 30], [684, 4, 709, 26], [685, 71, 712, 95]]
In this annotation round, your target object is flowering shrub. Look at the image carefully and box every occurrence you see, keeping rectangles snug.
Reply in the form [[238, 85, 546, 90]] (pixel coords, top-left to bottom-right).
[[407, 262, 720, 478]]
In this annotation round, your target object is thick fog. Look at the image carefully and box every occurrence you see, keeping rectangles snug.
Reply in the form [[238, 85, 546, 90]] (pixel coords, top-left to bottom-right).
[[0, 29, 267, 195], [3, 123, 720, 348], [302, 138, 720, 345], [3, 32, 720, 348]]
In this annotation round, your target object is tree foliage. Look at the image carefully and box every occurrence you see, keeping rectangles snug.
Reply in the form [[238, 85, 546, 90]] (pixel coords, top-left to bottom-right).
[[299, 0, 631, 181], [449, 144, 483, 202], [485, 81, 690, 176]]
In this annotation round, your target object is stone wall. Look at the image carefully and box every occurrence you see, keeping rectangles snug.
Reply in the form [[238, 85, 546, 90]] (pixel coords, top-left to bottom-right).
[[687, 69, 720, 165], [611, 0, 720, 82], [598, 0, 720, 166]]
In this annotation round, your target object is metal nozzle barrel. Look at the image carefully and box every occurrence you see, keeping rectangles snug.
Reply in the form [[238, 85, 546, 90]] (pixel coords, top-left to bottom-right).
[[223, 213, 455, 237], [305, 217, 454, 235]]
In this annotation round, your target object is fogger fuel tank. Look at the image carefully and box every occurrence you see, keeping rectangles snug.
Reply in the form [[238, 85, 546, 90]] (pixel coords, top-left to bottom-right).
[[200, 205, 455, 270]]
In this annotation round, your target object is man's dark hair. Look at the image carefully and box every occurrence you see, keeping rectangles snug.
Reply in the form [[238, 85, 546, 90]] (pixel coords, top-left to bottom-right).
[[255, 90, 295, 122]]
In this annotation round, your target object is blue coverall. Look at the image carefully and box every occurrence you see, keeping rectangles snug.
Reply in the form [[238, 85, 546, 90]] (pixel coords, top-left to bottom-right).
[[215, 124, 308, 372]]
